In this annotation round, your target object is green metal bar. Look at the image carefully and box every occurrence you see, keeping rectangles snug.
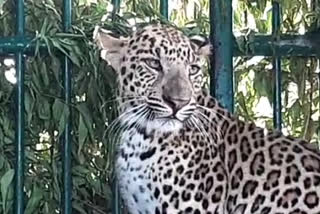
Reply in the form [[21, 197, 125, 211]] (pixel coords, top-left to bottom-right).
[[234, 34, 320, 57], [0, 37, 47, 55], [63, 0, 72, 33], [112, 180, 122, 214], [14, 0, 25, 213], [272, 2, 282, 130], [16, 1, 24, 36], [318, 59, 320, 143], [61, 58, 72, 214], [111, 0, 120, 19], [209, 0, 233, 112], [110, 0, 122, 213], [312, 0, 320, 143], [14, 52, 25, 214], [62, 0, 72, 213], [2, 35, 320, 57], [112, 0, 120, 10], [160, 0, 168, 19]]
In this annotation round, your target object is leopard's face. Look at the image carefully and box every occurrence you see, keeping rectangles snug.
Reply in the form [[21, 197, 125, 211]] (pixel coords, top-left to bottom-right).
[[94, 25, 211, 132]]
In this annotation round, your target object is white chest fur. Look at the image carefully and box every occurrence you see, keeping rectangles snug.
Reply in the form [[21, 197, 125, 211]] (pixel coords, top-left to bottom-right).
[[115, 129, 160, 214]]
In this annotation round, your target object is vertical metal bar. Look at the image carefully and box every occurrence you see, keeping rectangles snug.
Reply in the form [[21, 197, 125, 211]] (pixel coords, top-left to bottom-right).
[[14, 0, 25, 213], [16, 0, 25, 36], [110, 0, 122, 213], [209, 0, 234, 112], [312, 0, 320, 142], [111, 0, 120, 19], [272, 2, 282, 130], [318, 60, 320, 143], [160, 0, 168, 19], [112, 0, 120, 10], [14, 54, 25, 214], [62, 0, 72, 213], [112, 180, 122, 214]]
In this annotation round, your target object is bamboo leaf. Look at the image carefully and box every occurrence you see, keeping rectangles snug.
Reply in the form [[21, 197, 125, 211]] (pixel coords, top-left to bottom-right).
[[1, 169, 14, 212], [52, 99, 64, 123], [38, 98, 51, 120], [24, 89, 35, 125], [25, 184, 43, 214], [73, 202, 87, 214], [78, 114, 88, 157], [76, 103, 94, 142]]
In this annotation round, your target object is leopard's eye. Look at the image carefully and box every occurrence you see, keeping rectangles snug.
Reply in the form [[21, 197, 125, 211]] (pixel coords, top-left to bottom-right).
[[190, 65, 201, 75], [144, 58, 162, 70]]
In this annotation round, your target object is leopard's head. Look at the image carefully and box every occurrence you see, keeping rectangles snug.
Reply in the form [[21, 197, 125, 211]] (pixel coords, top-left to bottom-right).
[[94, 24, 211, 133]]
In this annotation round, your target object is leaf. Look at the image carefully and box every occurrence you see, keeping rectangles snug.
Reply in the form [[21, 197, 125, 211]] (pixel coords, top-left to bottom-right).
[[37, 98, 51, 120], [25, 184, 43, 214], [237, 91, 251, 119], [40, 61, 50, 87], [72, 202, 87, 214], [78, 114, 88, 157], [73, 176, 86, 187], [52, 99, 65, 123], [0, 119, 4, 147], [55, 33, 84, 38], [1, 169, 14, 212], [25, 89, 35, 125], [0, 0, 4, 10], [68, 51, 81, 67], [40, 17, 49, 36], [51, 39, 81, 67], [73, 165, 90, 175], [58, 105, 70, 138], [0, 156, 4, 170], [76, 103, 94, 142], [256, 0, 267, 12], [52, 99, 70, 137], [31, 64, 42, 90], [42, 37, 53, 56]]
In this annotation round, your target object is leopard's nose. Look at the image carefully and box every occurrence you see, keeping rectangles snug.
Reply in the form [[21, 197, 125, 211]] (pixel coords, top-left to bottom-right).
[[162, 94, 190, 114]]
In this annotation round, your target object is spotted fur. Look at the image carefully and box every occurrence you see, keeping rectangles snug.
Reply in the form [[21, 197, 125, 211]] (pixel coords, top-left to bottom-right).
[[94, 24, 320, 214]]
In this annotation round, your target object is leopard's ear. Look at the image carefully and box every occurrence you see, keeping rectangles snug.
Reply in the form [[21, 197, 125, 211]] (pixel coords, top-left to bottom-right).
[[93, 26, 128, 70], [189, 35, 212, 57]]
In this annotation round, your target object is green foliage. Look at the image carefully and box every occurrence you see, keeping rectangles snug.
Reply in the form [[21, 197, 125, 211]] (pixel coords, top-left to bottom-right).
[[1, 0, 119, 212], [0, 0, 319, 213], [233, 0, 320, 142]]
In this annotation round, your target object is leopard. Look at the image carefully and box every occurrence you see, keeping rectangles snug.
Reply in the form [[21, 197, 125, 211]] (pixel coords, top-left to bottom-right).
[[94, 24, 320, 214]]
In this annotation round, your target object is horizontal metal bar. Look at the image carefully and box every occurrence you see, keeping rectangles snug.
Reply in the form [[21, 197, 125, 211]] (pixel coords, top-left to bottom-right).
[[234, 34, 320, 56], [0, 37, 46, 55], [1, 34, 320, 57]]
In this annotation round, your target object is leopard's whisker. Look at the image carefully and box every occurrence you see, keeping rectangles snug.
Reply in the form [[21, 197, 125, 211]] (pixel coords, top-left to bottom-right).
[[190, 115, 211, 141], [133, 108, 150, 131], [196, 104, 230, 121], [195, 110, 223, 143], [105, 104, 148, 145]]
